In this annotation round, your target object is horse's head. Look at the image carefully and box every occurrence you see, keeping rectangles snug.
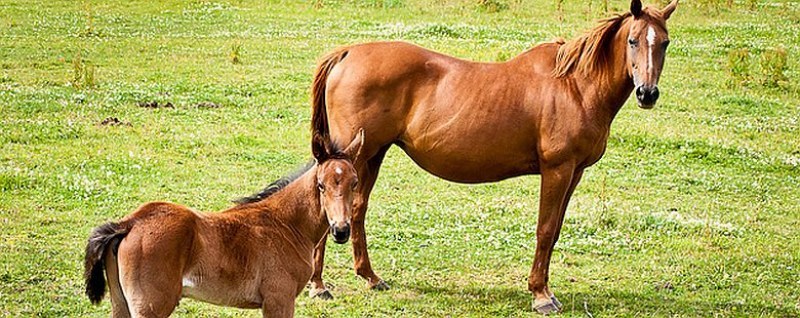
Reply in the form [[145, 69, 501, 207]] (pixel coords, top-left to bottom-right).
[[312, 129, 363, 244], [626, 0, 678, 109]]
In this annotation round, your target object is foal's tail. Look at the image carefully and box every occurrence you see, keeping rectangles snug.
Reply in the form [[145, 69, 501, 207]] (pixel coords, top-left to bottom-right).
[[311, 47, 350, 139], [84, 221, 130, 304]]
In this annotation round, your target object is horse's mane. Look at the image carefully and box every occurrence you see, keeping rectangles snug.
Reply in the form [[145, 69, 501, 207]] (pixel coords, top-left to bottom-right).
[[233, 160, 316, 205], [553, 13, 631, 78], [233, 140, 349, 205]]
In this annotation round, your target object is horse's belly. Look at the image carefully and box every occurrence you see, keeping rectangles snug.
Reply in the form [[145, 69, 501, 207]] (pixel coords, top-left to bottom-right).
[[398, 142, 538, 183], [181, 274, 263, 309]]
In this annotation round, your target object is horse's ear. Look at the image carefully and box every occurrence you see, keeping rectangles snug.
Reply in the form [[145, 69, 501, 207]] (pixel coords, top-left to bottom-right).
[[661, 0, 678, 20], [630, 0, 643, 18], [312, 133, 329, 163], [343, 128, 364, 163]]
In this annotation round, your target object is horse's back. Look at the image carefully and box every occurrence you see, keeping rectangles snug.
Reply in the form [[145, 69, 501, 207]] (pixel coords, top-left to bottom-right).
[[325, 41, 557, 181]]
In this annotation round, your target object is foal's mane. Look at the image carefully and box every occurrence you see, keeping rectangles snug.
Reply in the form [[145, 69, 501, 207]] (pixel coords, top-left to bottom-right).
[[553, 13, 631, 78], [233, 140, 349, 205], [234, 161, 315, 205]]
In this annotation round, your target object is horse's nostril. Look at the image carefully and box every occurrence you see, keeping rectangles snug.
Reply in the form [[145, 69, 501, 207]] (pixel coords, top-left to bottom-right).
[[636, 86, 646, 98]]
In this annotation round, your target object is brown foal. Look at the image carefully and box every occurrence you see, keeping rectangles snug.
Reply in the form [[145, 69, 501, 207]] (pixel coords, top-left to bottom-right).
[[84, 131, 364, 317], [285, 0, 678, 314]]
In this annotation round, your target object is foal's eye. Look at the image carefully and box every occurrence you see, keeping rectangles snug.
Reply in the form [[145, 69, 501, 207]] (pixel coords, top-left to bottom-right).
[[317, 183, 325, 192], [628, 38, 638, 47], [351, 181, 358, 190], [662, 40, 671, 50]]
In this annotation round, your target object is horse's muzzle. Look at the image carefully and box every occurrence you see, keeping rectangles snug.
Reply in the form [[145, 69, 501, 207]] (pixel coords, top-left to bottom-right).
[[331, 224, 350, 244], [635, 85, 659, 109]]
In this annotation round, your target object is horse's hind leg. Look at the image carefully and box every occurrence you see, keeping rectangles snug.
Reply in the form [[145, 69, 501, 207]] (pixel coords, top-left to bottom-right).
[[105, 240, 131, 318], [350, 145, 392, 290], [117, 237, 184, 317]]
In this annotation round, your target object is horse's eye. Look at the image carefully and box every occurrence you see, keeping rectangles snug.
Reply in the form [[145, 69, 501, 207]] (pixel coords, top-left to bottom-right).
[[662, 40, 671, 50], [317, 183, 325, 192], [351, 181, 358, 190], [628, 38, 638, 47]]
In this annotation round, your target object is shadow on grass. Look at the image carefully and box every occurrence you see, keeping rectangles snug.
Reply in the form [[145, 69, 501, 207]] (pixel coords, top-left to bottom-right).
[[403, 282, 798, 316]]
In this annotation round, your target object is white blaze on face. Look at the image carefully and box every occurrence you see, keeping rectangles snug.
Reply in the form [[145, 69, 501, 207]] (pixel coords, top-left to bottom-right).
[[646, 26, 656, 74]]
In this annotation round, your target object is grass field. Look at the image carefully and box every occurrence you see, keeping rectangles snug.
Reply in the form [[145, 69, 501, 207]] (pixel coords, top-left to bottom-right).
[[1, 0, 799, 316]]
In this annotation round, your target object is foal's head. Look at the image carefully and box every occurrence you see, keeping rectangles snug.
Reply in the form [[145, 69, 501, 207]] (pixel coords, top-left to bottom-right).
[[312, 130, 364, 244], [626, 0, 678, 109]]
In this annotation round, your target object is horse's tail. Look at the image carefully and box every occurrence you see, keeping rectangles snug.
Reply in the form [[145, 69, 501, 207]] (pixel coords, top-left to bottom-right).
[[311, 47, 350, 139], [84, 221, 130, 304]]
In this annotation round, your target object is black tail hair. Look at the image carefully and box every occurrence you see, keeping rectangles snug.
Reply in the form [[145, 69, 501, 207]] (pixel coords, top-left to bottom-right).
[[84, 222, 129, 305]]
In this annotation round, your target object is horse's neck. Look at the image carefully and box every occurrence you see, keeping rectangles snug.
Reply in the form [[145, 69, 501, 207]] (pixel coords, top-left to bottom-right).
[[587, 20, 635, 123], [560, 19, 634, 124], [243, 170, 327, 246]]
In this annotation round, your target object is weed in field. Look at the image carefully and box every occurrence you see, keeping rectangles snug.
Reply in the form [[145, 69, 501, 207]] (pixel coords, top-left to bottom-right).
[[727, 48, 751, 88], [477, 0, 507, 13], [759, 46, 789, 89], [364, 0, 405, 8], [78, 2, 99, 37], [70, 51, 96, 89], [230, 41, 242, 64]]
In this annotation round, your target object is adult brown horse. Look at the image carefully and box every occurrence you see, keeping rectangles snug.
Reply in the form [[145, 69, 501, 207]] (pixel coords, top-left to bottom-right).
[[248, 0, 678, 314], [84, 131, 364, 317]]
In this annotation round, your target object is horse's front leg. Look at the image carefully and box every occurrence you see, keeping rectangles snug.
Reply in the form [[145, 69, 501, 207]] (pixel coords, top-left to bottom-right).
[[309, 233, 333, 299], [529, 163, 580, 314], [351, 149, 390, 290]]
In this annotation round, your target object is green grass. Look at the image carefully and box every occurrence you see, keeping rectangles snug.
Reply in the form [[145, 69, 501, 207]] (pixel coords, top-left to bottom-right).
[[1, 0, 799, 316]]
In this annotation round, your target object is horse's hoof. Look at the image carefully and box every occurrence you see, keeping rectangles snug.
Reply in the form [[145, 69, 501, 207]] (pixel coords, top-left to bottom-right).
[[533, 299, 560, 315], [550, 295, 563, 310], [369, 280, 390, 291], [309, 288, 334, 300]]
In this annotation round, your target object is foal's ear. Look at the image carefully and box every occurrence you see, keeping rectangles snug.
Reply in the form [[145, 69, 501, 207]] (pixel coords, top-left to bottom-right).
[[312, 133, 329, 163], [630, 0, 643, 18], [661, 0, 678, 20], [343, 129, 365, 163]]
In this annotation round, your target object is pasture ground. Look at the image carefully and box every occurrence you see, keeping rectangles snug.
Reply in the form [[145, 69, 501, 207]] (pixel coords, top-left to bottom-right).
[[1, 0, 799, 316]]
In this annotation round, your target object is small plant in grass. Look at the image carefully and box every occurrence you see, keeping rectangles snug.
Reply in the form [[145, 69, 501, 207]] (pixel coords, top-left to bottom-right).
[[71, 51, 96, 89], [759, 46, 789, 88], [79, 2, 99, 37], [747, 0, 758, 10], [230, 41, 242, 64], [365, 0, 404, 8], [726, 48, 751, 88], [477, 0, 508, 13], [555, 0, 564, 22], [312, 0, 324, 9]]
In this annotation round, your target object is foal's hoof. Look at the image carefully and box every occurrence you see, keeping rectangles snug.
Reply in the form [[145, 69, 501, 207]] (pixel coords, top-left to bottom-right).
[[550, 295, 563, 310], [533, 299, 561, 315], [309, 288, 334, 300], [369, 279, 390, 291]]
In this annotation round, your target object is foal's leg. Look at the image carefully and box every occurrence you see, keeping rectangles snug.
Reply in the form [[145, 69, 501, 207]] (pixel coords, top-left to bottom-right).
[[351, 146, 391, 290], [117, 233, 185, 317], [528, 163, 577, 314], [261, 294, 295, 318]]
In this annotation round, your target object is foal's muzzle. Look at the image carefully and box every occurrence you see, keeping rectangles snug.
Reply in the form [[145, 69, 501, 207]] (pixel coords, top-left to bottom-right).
[[331, 224, 350, 244], [635, 85, 660, 109]]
